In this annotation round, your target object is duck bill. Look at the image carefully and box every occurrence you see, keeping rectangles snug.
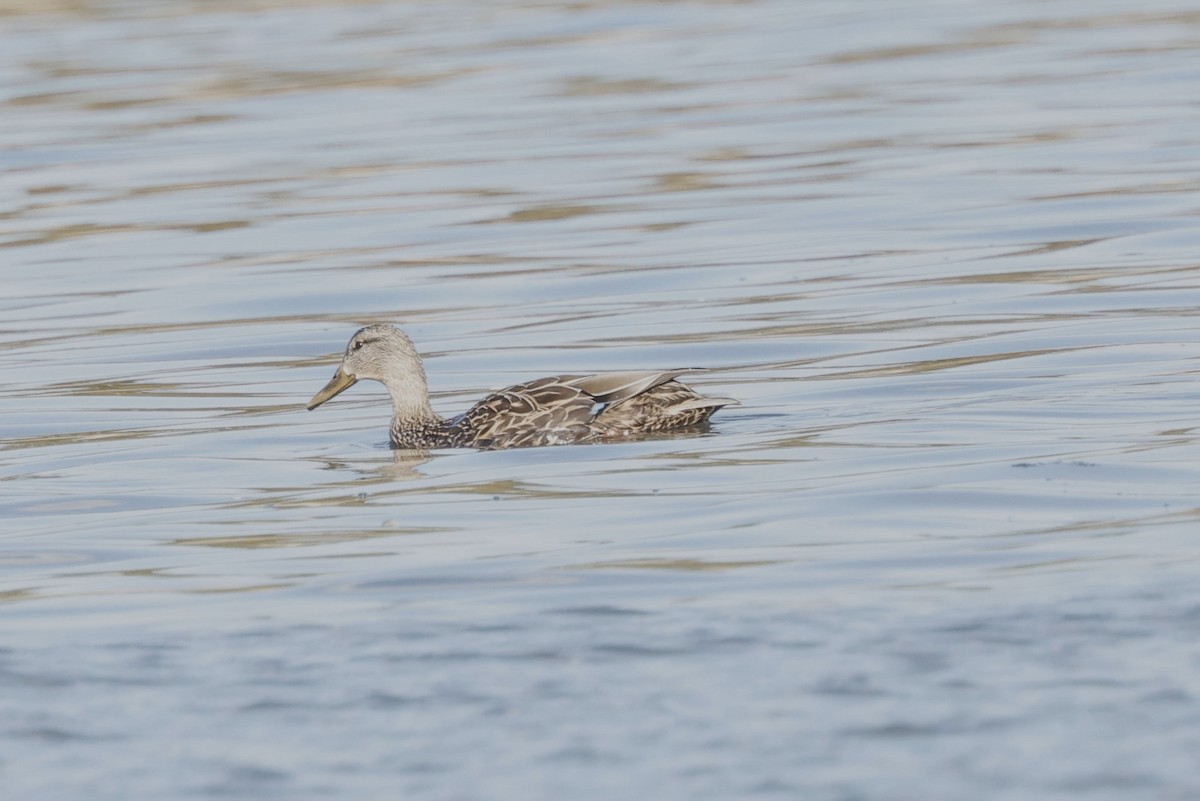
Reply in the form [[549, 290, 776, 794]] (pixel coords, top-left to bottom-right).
[[307, 367, 357, 410]]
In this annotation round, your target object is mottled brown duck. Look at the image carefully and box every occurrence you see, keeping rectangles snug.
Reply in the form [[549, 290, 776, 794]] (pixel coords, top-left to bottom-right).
[[306, 324, 737, 449]]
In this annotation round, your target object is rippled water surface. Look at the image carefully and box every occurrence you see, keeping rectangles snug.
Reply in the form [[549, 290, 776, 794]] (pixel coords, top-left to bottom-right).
[[4, 1, 1200, 798]]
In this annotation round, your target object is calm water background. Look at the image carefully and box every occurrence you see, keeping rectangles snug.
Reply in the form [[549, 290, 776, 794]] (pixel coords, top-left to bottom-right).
[[3, 0, 1200, 798]]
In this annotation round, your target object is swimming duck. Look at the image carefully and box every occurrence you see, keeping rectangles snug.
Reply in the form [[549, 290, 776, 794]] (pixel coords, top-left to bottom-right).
[[306, 324, 736, 449]]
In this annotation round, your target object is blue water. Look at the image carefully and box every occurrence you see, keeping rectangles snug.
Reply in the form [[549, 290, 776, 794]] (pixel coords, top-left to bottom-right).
[[3, 0, 1200, 798]]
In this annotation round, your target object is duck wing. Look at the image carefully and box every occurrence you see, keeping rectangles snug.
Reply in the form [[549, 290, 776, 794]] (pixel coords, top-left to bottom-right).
[[562, 370, 699, 403], [456, 370, 735, 447], [454, 375, 597, 448], [590, 372, 738, 434]]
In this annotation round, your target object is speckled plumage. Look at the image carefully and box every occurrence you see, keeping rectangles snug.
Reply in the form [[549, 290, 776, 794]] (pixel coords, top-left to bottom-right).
[[306, 324, 736, 450]]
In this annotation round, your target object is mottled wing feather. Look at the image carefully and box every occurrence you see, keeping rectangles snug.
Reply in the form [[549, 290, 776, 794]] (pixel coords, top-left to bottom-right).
[[563, 370, 691, 404], [450, 371, 734, 448], [455, 375, 598, 448], [592, 379, 737, 434]]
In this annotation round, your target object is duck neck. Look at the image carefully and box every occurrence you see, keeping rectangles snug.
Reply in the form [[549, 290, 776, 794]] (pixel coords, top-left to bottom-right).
[[384, 367, 442, 428]]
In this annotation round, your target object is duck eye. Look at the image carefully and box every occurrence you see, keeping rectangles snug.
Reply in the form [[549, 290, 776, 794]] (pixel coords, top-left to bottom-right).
[[352, 340, 364, 351]]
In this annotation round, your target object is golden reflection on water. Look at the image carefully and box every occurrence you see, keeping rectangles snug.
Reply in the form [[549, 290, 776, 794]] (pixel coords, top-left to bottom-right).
[[173, 528, 438, 549], [3, 428, 176, 451], [501, 204, 608, 223], [0, 0, 389, 17], [836, 349, 1072, 379], [560, 76, 690, 97], [573, 558, 782, 572], [0, 587, 36, 601]]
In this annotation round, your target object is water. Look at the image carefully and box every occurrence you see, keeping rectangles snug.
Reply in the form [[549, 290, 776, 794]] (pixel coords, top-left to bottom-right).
[[4, 0, 1200, 798]]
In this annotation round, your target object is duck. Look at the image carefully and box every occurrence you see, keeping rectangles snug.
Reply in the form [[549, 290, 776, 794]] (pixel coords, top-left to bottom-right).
[[306, 324, 737, 449]]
